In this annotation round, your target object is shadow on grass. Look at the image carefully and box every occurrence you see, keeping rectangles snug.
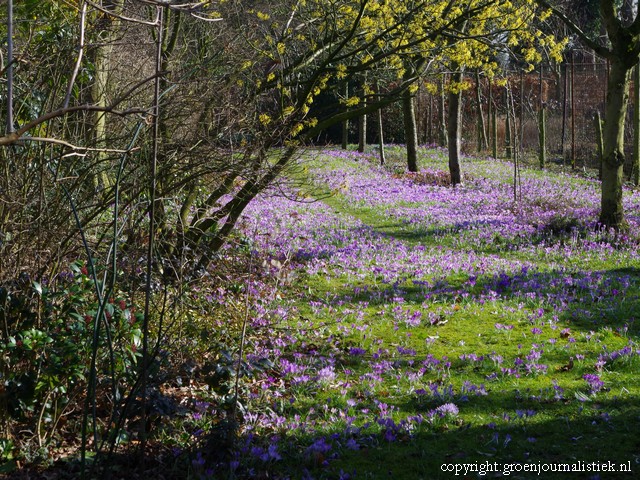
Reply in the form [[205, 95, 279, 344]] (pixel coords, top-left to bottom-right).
[[180, 393, 640, 479], [369, 220, 503, 247], [8, 384, 639, 480], [306, 266, 640, 338]]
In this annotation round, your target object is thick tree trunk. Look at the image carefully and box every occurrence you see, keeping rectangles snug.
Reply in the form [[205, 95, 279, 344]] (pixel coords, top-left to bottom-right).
[[447, 70, 463, 185], [600, 59, 631, 229], [403, 87, 419, 172]]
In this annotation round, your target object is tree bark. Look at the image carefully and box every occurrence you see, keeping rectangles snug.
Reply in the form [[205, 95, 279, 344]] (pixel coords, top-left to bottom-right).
[[342, 82, 349, 149], [447, 69, 463, 185], [595, 110, 604, 179], [358, 112, 367, 153], [492, 108, 498, 159], [92, 1, 124, 188], [375, 79, 386, 165], [539, 107, 546, 168], [632, 64, 640, 185], [475, 69, 488, 152], [600, 59, 631, 228], [439, 75, 448, 147], [358, 76, 367, 153], [403, 87, 419, 172], [357, 101, 367, 154]]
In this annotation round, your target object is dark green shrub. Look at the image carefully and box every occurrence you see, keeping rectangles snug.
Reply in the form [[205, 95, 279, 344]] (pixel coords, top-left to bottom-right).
[[0, 261, 141, 446]]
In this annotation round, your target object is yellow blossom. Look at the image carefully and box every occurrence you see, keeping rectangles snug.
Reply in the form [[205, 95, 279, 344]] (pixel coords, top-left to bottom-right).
[[259, 114, 271, 126], [336, 64, 348, 80]]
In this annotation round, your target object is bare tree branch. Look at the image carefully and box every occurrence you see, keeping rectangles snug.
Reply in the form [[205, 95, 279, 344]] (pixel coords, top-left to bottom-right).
[[0, 106, 148, 146], [0, 71, 165, 146], [534, 0, 612, 58]]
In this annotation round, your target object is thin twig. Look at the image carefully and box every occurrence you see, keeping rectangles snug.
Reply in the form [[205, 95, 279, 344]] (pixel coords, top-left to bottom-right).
[[140, 4, 164, 463], [86, 0, 160, 26], [19, 136, 139, 153], [63, 2, 88, 109], [231, 225, 256, 434]]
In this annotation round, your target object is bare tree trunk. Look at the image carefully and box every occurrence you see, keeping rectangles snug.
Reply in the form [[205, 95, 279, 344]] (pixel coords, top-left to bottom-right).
[[375, 79, 386, 166], [358, 111, 367, 153], [439, 75, 447, 147], [600, 59, 631, 228], [492, 108, 498, 159], [539, 108, 546, 168], [633, 64, 640, 185], [427, 93, 433, 144], [571, 52, 576, 169], [475, 70, 488, 151], [489, 79, 497, 158], [505, 83, 512, 160], [92, 1, 124, 188], [447, 68, 463, 185], [403, 87, 419, 172], [561, 62, 568, 164], [342, 83, 349, 149], [539, 65, 546, 168], [595, 110, 604, 179], [357, 81, 367, 154]]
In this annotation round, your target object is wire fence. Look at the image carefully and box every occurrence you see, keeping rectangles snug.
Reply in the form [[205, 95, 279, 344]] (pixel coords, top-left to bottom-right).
[[411, 59, 637, 171]]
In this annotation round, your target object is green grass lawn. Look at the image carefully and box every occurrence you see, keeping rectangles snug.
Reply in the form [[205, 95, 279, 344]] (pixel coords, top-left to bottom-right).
[[211, 146, 640, 479]]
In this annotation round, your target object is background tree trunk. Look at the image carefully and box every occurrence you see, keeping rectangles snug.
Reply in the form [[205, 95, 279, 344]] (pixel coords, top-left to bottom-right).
[[92, 1, 124, 189], [342, 83, 349, 149], [403, 87, 419, 172], [539, 107, 546, 168], [475, 70, 488, 152], [375, 80, 386, 165], [595, 111, 604, 179], [447, 69, 463, 185], [632, 64, 640, 185], [358, 112, 367, 153], [357, 76, 367, 153], [439, 75, 448, 147]]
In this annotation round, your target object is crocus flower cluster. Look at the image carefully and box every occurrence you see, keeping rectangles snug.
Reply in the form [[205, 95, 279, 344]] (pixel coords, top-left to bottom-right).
[[183, 147, 640, 478]]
